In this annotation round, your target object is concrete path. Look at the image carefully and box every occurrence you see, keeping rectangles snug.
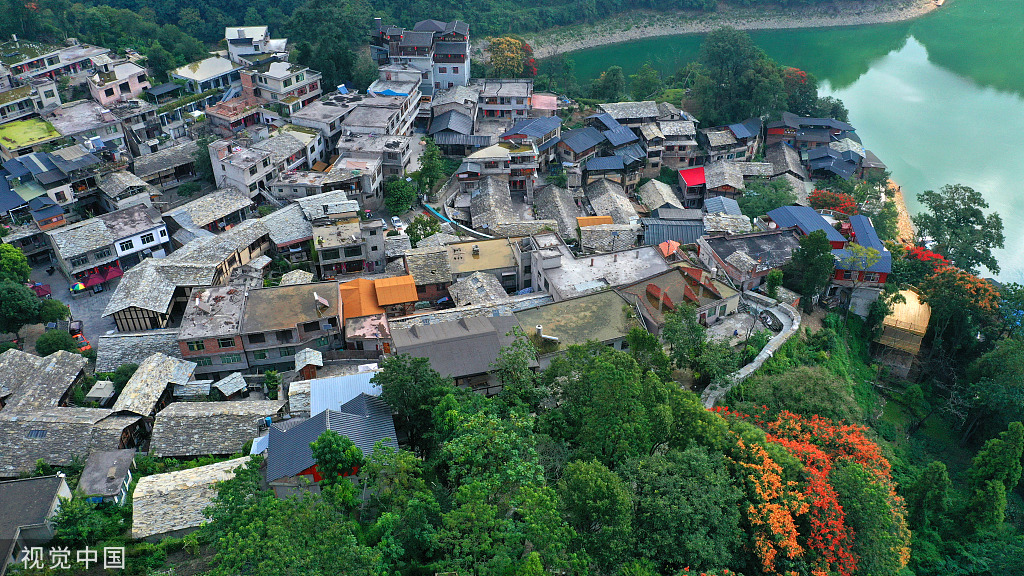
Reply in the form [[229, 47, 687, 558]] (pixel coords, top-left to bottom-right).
[[701, 302, 802, 409]]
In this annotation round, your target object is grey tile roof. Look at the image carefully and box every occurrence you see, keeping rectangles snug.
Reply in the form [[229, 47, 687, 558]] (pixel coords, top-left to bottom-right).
[[470, 176, 516, 231], [429, 110, 474, 136], [166, 187, 253, 229], [637, 179, 682, 211], [448, 272, 509, 307], [404, 246, 451, 286], [253, 132, 306, 167], [415, 232, 461, 248], [766, 142, 808, 180], [703, 229, 803, 274], [260, 203, 311, 247], [131, 140, 199, 178], [658, 120, 697, 137], [0, 409, 139, 476], [131, 456, 249, 540], [599, 101, 660, 120], [149, 400, 285, 457], [97, 204, 163, 240], [0, 475, 65, 562], [703, 128, 737, 148], [266, 396, 397, 483], [212, 372, 248, 397], [294, 348, 323, 371], [46, 217, 113, 259], [112, 353, 196, 417], [385, 233, 412, 257], [98, 171, 155, 197], [703, 213, 752, 235], [587, 179, 639, 224], [430, 85, 481, 108], [580, 223, 641, 252], [391, 316, 522, 379], [95, 328, 182, 373], [294, 190, 356, 220], [534, 185, 581, 238], [0, 350, 86, 411], [77, 449, 134, 498]]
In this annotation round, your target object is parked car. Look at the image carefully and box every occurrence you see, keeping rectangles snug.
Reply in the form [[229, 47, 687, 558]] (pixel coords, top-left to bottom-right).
[[379, 218, 388, 229], [73, 334, 91, 352], [391, 216, 403, 229]]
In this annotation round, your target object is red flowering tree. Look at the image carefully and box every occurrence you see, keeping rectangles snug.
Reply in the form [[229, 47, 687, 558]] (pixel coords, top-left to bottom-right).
[[522, 42, 537, 77], [809, 189, 858, 215]]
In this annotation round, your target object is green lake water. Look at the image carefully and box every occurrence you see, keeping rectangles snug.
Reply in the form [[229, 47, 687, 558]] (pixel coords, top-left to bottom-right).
[[564, 0, 1024, 280]]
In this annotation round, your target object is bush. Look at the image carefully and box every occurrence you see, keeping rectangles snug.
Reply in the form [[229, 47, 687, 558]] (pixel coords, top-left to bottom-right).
[[177, 182, 201, 197], [35, 330, 80, 356]]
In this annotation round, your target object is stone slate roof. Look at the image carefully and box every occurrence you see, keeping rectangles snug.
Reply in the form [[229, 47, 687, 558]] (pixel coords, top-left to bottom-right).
[[98, 171, 154, 197], [131, 457, 249, 540], [470, 176, 515, 231], [166, 187, 252, 229], [148, 400, 285, 457], [385, 233, 412, 257], [416, 232, 461, 248], [403, 246, 451, 286], [131, 140, 199, 178], [766, 142, 808, 180], [534, 185, 581, 238], [46, 217, 112, 260], [637, 179, 682, 211], [260, 203, 311, 247], [599, 100, 660, 120], [703, 229, 803, 274], [658, 120, 697, 137], [0, 409, 140, 477], [704, 161, 774, 191], [77, 449, 134, 498], [704, 213, 752, 235], [266, 396, 398, 483], [112, 353, 196, 417], [587, 179, 639, 224], [703, 128, 737, 148], [212, 372, 248, 397], [0, 349, 86, 411], [448, 272, 510, 307], [95, 328, 182, 373]]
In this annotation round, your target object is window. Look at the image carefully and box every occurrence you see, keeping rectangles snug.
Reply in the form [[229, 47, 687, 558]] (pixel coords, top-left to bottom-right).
[[303, 320, 322, 333], [221, 353, 242, 364], [276, 330, 293, 343], [719, 305, 727, 317], [249, 165, 258, 176], [262, 158, 269, 168], [27, 429, 46, 438], [453, 67, 458, 74], [54, 190, 66, 202], [864, 272, 879, 282], [118, 239, 134, 252], [296, 73, 304, 82], [344, 246, 362, 258], [160, 229, 167, 237], [195, 357, 212, 366], [140, 232, 155, 245], [105, 88, 115, 97], [187, 340, 205, 351], [371, 245, 378, 251], [439, 67, 447, 73], [842, 270, 853, 280], [317, 336, 329, 347], [43, 89, 55, 98], [253, 350, 267, 360], [321, 248, 340, 260], [369, 230, 377, 236], [218, 337, 236, 348], [70, 255, 88, 268], [94, 248, 111, 260], [248, 333, 265, 344], [279, 346, 295, 357], [106, 125, 118, 134]]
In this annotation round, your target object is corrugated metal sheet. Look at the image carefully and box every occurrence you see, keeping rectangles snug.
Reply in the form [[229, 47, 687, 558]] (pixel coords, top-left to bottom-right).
[[640, 218, 705, 246], [310, 371, 381, 416]]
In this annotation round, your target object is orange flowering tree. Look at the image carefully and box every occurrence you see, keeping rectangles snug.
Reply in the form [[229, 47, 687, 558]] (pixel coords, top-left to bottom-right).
[[919, 266, 1002, 358], [809, 189, 858, 215]]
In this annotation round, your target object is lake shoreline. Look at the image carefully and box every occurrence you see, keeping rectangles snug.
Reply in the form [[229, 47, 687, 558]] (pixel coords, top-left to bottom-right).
[[490, 0, 939, 61]]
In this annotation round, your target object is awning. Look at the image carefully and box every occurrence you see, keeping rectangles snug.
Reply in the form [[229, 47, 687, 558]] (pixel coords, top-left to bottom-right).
[[31, 284, 51, 297], [103, 266, 123, 282], [83, 273, 104, 288]]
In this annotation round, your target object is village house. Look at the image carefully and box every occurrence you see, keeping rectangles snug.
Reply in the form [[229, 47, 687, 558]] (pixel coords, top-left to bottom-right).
[[94, 329, 182, 375], [639, 208, 706, 248], [827, 214, 892, 317], [259, 203, 312, 263], [239, 282, 343, 373], [149, 400, 286, 458], [45, 100, 126, 153], [401, 245, 452, 301], [371, 18, 471, 96], [0, 475, 73, 575], [617, 266, 740, 332], [703, 160, 775, 200], [0, 349, 87, 412], [97, 171, 160, 212], [286, 368, 379, 417], [333, 133, 414, 179], [305, 198, 386, 277], [1, 224, 53, 266], [763, 205, 848, 249], [514, 290, 638, 368], [131, 456, 249, 541], [534, 184, 582, 239], [697, 229, 802, 291], [87, 58, 150, 108], [500, 116, 563, 167], [0, 117, 63, 160], [765, 111, 856, 151], [636, 179, 683, 213], [112, 352, 196, 420], [224, 26, 288, 65], [391, 315, 526, 395], [130, 140, 200, 192], [0, 77, 61, 125], [472, 78, 533, 120], [102, 218, 271, 331], [525, 232, 670, 301], [77, 449, 135, 504], [288, 90, 365, 146], [177, 284, 249, 378], [0, 38, 110, 83], [341, 92, 420, 137], [164, 186, 255, 243], [265, 395, 397, 498], [46, 204, 168, 283], [170, 56, 242, 95]]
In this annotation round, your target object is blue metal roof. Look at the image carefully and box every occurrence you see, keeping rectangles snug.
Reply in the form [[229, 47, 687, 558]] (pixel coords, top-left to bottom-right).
[[640, 218, 706, 246], [501, 116, 562, 139], [2, 159, 31, 179], [767, 206, 846, 243], [585, 155, 624, 172], [586, 112, 622, 131], [603, 125, 638, 147], [250, 434, 269, 455], [728, 118, 761, 140], [310, 371, 381, 417], [560, 127, 605, 153], [849, 214, 884, 251], [703, 195, 742, 216], [832, 248, 892, 273], [0, 179, 23, 213], [537, 136, 560, 153]]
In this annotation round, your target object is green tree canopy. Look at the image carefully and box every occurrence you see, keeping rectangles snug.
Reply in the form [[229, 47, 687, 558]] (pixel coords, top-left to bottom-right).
[[913, 184, 1005, 274], [0, 280, 41, 338], [373, 354, 453, 455], [830, 460, 912, 576], [35, 330, 80, 356], [39, 299, 70, 325], [737, 178, 797, 219], [784, 230, 836, 313], [0, 244, 30, 284], [691, 27, 786, 125], [591, 65, 625, 102], [310, 429, 365, 489], [384, 176, 418, 215], [406, 215, 441, 248], [629, 62, 663, 101], [557, 459, 633, 572], [726, 365, 863, 423]]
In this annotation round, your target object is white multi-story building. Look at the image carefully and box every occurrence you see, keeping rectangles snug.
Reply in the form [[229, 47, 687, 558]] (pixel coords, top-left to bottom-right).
[[225, 26, 288, 64]]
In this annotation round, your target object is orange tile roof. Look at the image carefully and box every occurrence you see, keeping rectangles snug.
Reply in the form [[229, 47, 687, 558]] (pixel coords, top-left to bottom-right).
[[338, 278, 384, 320], [658, 240, 680, 257], [577, 215, 614, 227], [374, 275, 418, 306]]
